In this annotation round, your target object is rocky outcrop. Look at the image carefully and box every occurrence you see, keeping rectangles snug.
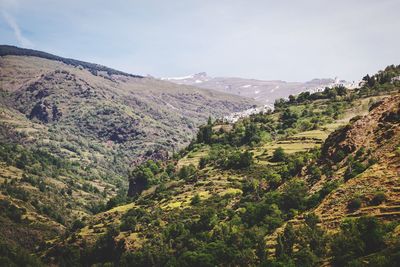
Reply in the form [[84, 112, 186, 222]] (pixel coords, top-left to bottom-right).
[[321, 94, 400, 165]]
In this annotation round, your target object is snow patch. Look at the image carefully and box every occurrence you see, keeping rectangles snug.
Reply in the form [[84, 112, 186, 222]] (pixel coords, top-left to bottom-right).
[[165, 102, 179, 110], [162, 74, 194, 81]]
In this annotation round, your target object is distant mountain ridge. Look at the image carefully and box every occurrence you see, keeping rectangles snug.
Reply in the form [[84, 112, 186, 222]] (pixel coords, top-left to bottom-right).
[[0, 45, 142, 78], [163, 72, 360, 104]]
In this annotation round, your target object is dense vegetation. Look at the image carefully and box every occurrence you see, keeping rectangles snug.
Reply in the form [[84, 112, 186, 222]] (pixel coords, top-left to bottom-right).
[[42, 65, 400, 266], [0, 47, 256, 262], [1, 58, 399, 266]]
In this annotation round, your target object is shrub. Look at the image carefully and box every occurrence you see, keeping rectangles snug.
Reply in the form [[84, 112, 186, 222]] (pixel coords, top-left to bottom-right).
[[308, 165, 322, 182], [191, 194, 201, 206], [331, 217, 386, 266], [370, 192, 386, 206], [348, 197, 362, 210], [281, 180, 308, 211], [0, 199, 25, 222], [120, 216, 137, 232], [0, 241, 43, 266], [266, 172, 282, 189], [199, 157, 208, 169], [71, 219, 85, 231], [344, 161, 367, 181], [271, 147, 287, 162], [226, 150, 253, 169], [178, 164, 197, 181]]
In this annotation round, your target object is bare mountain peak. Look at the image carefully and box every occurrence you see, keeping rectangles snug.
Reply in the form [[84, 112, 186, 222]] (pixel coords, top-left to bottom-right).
[[163, 73, 360, 104]]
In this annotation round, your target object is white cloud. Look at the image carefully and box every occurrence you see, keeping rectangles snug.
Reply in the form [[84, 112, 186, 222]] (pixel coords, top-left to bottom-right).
[[1, 10, 34, 47]]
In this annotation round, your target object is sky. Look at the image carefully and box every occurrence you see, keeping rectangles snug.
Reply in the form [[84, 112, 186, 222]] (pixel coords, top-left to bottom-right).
[[0, 0, 399, 82]]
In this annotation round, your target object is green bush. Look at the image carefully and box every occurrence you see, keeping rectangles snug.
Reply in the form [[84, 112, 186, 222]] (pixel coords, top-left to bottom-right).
[[347, 197, 362, 211], [71, 219, 85, 231], [0, 199, 25, 222], [198, 157, 208, 169], [271, 147, 287, 162], [331, 217, 386, 266], [370, 192, 386, 206], [191, 194, 201, 206], [0, 241, 43, 266], [178, 164, 197, 181], [120, 216, 137, 232]]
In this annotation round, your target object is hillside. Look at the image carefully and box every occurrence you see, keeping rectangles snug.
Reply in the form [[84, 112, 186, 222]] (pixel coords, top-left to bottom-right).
[[0, 46, 257, 258], [162, 72, 359, 105], [39, 65, 400, 266]]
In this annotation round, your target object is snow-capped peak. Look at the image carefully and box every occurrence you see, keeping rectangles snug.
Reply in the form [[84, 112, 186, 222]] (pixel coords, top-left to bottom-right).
[[161, 72, 211, 84]]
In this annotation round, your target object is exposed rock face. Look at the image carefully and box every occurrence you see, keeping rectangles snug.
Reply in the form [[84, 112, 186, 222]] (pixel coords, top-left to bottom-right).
[[313, 94, 400, 229], [144, 149, 169, 161], [321, 94, 400, 165]]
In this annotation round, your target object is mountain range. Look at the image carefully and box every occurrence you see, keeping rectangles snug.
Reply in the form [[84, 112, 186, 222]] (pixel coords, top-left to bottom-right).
[[0, 45, 399, 267], [162, 72, 360, 104], [0, 45, 255, 253], [45, 64, 399, 266]]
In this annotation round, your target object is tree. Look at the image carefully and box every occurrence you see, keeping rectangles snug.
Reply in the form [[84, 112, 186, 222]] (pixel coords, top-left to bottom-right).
[[308, 165, 322, 183], [331, 232, 364, 267], [90, 225, 124, 265], [197, 124, 213, 144], [271, 147, 286, 162], [280, 109, 298, 129], [336, 85, 347, 96], [276, 223, 296, 258], [199, 157, 208, 169], [178, 251, 214, 267], [347, 197, 362, 211], [331, 216, 386, 266], [266, 172, 282, 189], [226, 150, 253, 169], [71, 219, 85, 232], [281, 180, 308, 211], [370, 192, 386, 205], [243, 123, 261, 145]]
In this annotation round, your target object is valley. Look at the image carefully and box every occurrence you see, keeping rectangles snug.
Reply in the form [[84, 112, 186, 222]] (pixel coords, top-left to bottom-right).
[[43, 66, 400, 266], [0, 46, 399, 267]]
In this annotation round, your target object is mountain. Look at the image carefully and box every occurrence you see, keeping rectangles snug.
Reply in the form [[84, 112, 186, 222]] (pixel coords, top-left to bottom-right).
[[40, 65, 400, 266], [162, 72, 359, 104], [1, 45, 400, 266], [0, 45, 257, 254], [0, 45, 256, 161]]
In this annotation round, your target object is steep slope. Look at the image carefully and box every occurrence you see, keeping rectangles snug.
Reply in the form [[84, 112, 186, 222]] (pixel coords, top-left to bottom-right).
[[45, 65, 400, 266], [313, 94, 400, 228], [0, 46, 256, 254], [0, 46, 256, 176], [163, 72, 359, 104]]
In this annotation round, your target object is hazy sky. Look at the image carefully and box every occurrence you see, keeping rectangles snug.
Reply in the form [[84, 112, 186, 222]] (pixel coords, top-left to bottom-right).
[[1, 0, 399, 81]]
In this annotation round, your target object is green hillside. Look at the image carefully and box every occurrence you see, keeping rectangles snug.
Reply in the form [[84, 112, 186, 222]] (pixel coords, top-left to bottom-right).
[[0, 47, 257, 264], [35, 65, 400, 266]]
